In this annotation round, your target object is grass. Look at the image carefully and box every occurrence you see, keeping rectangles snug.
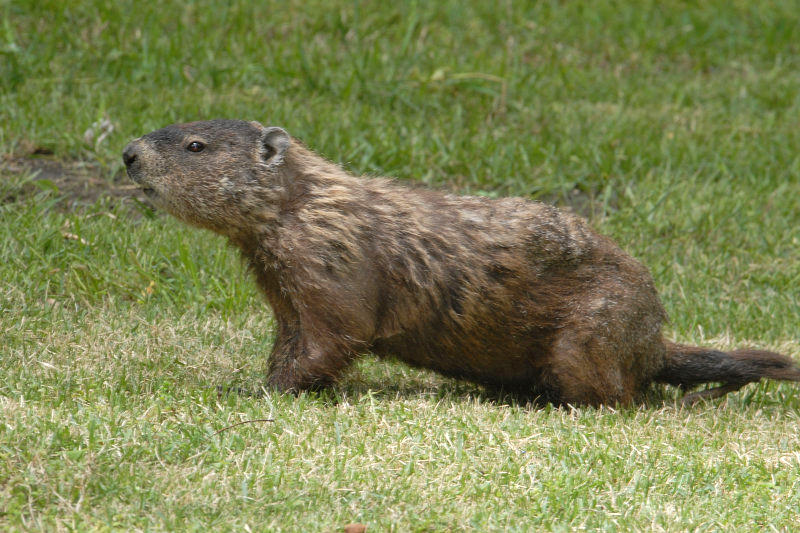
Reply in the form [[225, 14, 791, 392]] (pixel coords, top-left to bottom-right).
[[2, 0, 800, 530]]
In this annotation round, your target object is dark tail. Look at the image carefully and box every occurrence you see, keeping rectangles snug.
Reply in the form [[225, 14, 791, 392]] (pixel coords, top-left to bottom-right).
[[655, 342, 800, 405]]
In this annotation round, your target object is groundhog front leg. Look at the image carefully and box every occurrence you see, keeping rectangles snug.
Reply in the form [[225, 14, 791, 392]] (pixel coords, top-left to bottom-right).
[[265, 324, 355, 393]]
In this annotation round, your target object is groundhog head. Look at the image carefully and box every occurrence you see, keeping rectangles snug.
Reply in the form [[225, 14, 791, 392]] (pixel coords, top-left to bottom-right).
[[123, 119, 290, 233]]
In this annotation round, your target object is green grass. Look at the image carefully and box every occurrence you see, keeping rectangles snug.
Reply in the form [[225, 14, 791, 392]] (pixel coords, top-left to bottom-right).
[[2, 0, 800, 530]]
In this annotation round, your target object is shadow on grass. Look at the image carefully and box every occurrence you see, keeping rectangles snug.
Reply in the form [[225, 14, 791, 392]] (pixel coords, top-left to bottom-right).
[[216, 368, 688, 412]]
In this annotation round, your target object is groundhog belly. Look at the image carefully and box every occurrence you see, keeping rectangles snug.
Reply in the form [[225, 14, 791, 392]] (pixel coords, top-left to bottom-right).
[[367, 277, 563, 387], [370, 331, 548, 386]]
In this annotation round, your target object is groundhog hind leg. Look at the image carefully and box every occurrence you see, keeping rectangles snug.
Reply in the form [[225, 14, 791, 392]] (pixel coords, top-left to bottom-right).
[[266, 329, 357, 393], [547, 331, 638, 407]]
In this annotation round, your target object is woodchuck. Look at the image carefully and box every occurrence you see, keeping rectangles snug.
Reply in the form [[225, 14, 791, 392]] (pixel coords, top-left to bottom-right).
[[123, 119, 800, 406]]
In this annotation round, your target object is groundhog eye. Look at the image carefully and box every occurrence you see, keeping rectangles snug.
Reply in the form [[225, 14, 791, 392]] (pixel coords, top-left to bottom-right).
[[186, 141, 205, 153]]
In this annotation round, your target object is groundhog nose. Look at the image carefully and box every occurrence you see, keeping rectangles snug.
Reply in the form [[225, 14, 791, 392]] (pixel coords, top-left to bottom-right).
[[122, 144, 139, 168]]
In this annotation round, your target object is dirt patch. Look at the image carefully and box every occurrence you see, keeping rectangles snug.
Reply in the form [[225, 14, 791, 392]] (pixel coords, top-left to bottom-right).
[[0, 155, 151, 208]]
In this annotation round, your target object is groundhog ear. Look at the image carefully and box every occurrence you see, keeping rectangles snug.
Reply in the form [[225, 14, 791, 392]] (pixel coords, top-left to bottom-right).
[[260, 127, 290, 165]]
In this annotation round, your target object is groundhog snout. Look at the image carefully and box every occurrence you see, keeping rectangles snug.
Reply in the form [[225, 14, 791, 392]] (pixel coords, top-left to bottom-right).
[[122, 143, 139, 167], [122, 142, 144, 182]]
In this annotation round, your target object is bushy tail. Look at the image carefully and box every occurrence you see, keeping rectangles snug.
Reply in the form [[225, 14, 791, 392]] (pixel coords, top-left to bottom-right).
[[655, 342, 800, 405]]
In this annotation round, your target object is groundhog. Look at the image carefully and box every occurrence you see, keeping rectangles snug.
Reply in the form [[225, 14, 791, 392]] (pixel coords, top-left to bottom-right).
[[123, 119, 800, 406]]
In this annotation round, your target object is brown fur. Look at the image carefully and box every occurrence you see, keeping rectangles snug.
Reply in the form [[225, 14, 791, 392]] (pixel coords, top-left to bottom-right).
[[123, 119, 800, 406]]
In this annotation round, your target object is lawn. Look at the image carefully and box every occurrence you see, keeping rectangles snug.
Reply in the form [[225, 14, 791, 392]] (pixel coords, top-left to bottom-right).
[[1, 0, 799, 530]]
